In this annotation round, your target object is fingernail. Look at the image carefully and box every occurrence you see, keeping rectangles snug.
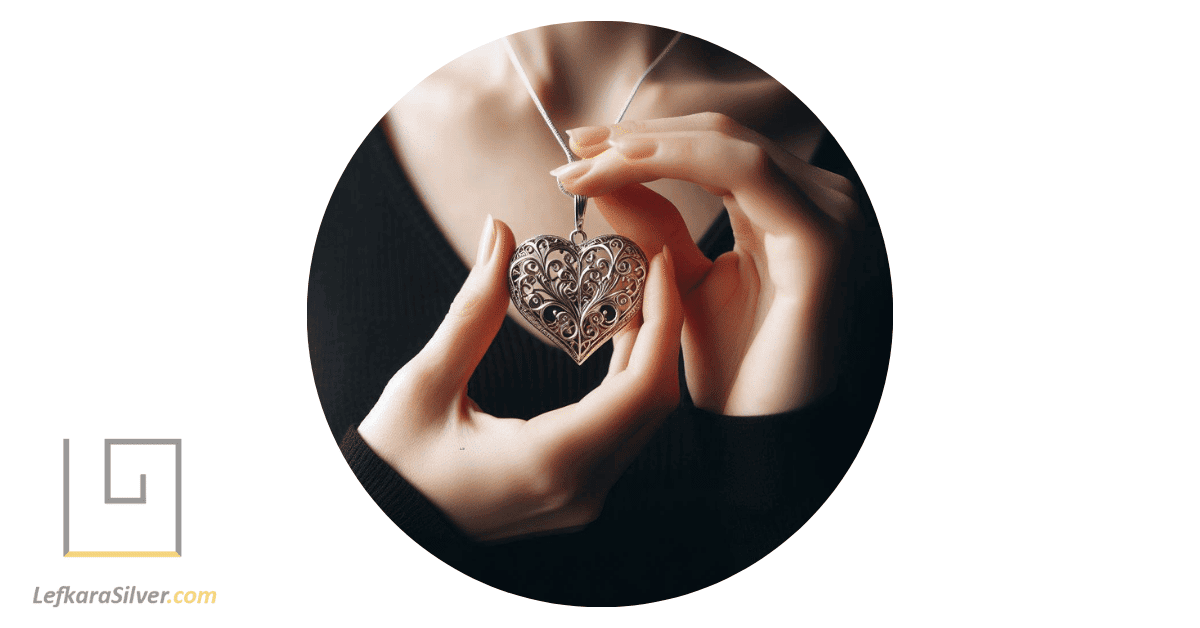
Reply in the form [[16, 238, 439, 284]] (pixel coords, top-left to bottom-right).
[[661, 245, 674, 278], [549, 160, 594, 187], [566, 126, 611, 150], [612, 137, 657, 160], [475, 214, 495, 267]]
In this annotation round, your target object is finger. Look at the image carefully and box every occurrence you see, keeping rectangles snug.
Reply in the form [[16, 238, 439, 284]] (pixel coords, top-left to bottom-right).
[[405, 215, 515, 405], [622, 246, 683, 381], [554, 131, 824, 236], [607, 314, 641, 377], [566, 113, 855, 198], [529, 247, 683, 466], [591, 183, 712, 293]]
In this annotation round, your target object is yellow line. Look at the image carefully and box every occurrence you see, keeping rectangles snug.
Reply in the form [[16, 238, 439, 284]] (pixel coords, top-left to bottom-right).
[[65, 551, 180, 558]]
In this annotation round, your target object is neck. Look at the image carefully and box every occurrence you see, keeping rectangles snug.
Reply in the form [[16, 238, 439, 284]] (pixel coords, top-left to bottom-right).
[[503, 22, 681, 128]]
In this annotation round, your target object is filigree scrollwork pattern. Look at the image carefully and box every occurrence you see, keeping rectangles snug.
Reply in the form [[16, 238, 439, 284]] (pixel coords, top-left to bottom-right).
[[508, 234, 648, 365]]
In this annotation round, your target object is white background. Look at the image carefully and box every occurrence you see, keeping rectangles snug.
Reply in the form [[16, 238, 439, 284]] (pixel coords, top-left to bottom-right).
[[2, 1, 1196, 626]]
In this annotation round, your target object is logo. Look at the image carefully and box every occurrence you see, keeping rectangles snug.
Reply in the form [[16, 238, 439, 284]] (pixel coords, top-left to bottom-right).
[[62, 439, 182, 557]]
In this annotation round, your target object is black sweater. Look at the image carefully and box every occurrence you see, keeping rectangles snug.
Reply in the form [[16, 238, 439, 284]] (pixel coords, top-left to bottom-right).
[[308, 123, 891, 606]]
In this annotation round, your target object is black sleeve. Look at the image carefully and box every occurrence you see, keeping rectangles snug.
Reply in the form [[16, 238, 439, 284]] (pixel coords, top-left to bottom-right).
[[678, 390, 845, 575], [338, 428, 476, 566]]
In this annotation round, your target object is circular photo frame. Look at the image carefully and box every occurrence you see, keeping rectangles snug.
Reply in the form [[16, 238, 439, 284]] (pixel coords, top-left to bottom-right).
[[309, 21, 891, 606]]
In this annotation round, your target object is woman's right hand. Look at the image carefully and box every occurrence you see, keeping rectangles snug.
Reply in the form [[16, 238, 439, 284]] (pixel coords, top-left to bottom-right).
[[357, 215, 684, 542]]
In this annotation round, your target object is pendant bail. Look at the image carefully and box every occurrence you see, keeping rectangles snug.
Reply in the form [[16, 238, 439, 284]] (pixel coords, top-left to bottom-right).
[[573, 194, 587, 235]]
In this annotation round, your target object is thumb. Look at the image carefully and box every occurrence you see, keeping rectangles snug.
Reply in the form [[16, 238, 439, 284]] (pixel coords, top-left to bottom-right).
[[406, 215, 515, 404]]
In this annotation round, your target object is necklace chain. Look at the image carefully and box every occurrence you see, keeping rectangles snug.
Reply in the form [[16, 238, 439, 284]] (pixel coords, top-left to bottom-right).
[[502, 32, 683, 236]]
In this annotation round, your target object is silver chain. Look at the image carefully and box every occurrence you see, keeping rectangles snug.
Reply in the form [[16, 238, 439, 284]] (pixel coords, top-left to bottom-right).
[[502, 32, 683, 237]]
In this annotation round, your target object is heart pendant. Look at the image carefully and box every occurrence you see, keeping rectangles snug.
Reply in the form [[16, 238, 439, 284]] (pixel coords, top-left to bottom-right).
[[508, 233, 648, 365]]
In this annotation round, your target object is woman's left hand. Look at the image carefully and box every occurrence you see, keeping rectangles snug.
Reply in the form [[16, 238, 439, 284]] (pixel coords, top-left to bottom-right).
[[555, 113, 862, 415]]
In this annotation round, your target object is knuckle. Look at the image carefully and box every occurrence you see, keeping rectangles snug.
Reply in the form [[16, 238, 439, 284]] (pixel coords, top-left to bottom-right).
[[521, 458, 577, 510], [696, 111, 741, 135], [733, 139, 772, 183], [541, 485, 574, 513], [511, 453, 613, 532]]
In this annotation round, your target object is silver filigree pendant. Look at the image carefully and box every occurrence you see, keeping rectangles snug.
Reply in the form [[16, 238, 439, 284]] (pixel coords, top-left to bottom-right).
[[508, 231, 648, 365]]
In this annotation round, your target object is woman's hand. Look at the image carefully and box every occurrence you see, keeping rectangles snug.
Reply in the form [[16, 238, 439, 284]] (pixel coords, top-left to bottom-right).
[[357, 216, 684, 542], [554, 113, 861, 415]]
